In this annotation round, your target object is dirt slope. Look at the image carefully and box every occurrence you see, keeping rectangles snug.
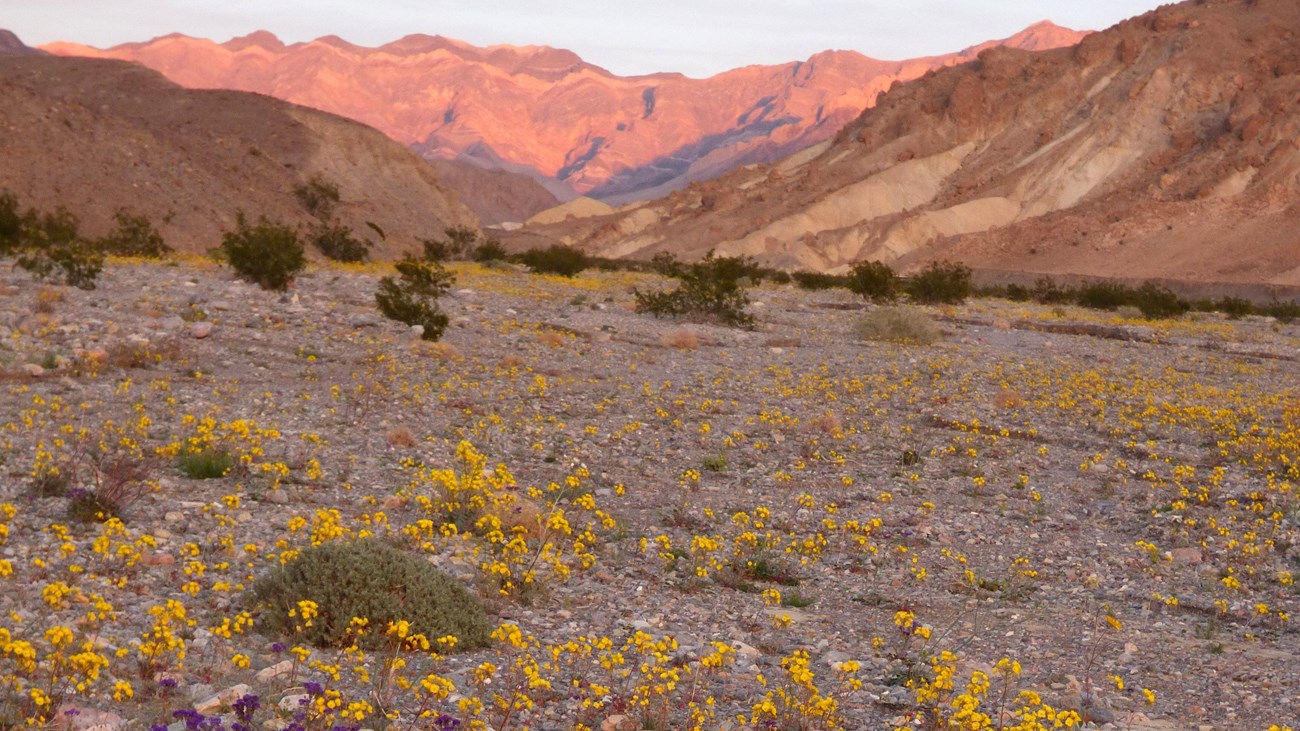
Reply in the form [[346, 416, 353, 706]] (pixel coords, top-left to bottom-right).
[[0, 51, 477, 258], [45, 24, 1086, 204], [426, 158, 559, 226], [520, 0, 1300, 287]]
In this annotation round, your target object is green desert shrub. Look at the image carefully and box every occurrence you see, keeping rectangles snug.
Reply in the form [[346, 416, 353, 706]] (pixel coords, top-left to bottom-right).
[[251, 538, 491, 649], [221, 213, 306, 291], [1031, 276, 1074, 304], [1075, 281, 1131, 311], [518, 244, 589, 277], [905, 260, 971, 304], [177, 448, 235, 479], [13, 206, 104, 290], [650, 252, 683, 277], [0, 190, 21, 256], [1259, 300, 1300, 323], [847, 260, 898, 303], [423, 226, 482, 262], [310, 223, 372, 263], [853, 305, 941, 344], [97, 209, 171, 258], [792, 271, 848, 291], [1131, 282, 1189, 319], [375, 255, 454, 340], [634, 252, 756, 329], [294, 175, 340, 220], [473, 239, 507, 262]]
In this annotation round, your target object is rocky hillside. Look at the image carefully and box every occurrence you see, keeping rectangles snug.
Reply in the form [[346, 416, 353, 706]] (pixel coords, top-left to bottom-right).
[[0, 48, 476, 257], [45, 23, 1086, 206], [520, 0, 1300, 287], [426, 158, 559, 226], [0, 29, 44, 56]]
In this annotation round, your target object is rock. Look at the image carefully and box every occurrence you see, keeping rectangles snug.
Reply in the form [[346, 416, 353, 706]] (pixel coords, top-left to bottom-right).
[[601, 715, 636, 731], [730, 640, 762, 661], [50, 705, 127, 731], [141, 551, 175, 567], [255, 659, 294, 683], [265, 489, 290, 505], [279, 693, 311, 713], [190, 321, 214, 339], [194, 683, 251, 714]]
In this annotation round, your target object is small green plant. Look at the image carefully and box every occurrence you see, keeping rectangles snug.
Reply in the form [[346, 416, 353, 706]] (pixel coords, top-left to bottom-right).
[[220, 213, 306, 291], [30, 470, 71, 498], [97, 209, 171, 258], [650, 251, 683, 277], [702, 454, 728, 472], [1213, 296, 1253, 319], [847, 260, 898, 303], [781, 590, 816, 608], [518, 244, 589, 277], [1075, 281, 1130, 310], [177, 449, 235, 479], [250, 538, 492, 649], [473, 239, 507, 262], [375, 256, 454, 341], [792, 271, 848, 291], [905, 260, 970, 304], [853, 305, 941, 344], [294, 175, 341, 220], [309, 223, 371, 263], [1131, 282, 1188, 319], [0, 189, 24, 256], [11, 205, 104, 289], [634, 252, 756, 329], [423, 226, 482, 262]]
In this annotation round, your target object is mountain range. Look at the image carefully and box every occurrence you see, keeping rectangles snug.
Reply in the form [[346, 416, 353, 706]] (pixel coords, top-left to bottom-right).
[[45, 22, 1086, 220], [517, 0, 1300, 286], [0, 33, 475, 256]]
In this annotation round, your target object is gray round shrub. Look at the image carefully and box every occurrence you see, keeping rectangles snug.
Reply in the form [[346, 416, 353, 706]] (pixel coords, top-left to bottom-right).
[[251, 538, 491, 649]]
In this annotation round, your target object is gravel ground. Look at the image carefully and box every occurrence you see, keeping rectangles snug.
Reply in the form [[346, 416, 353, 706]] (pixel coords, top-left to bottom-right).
[[0, 259, 1296, 731]]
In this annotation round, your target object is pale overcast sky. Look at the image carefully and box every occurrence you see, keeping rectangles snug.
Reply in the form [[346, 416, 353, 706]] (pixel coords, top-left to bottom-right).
[[6, 1, 1164, 77]]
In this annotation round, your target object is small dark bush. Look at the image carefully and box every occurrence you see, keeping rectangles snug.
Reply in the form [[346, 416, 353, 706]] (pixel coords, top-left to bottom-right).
[[473, 239, 507, 262], [1212, 296, 1253, 319], [0, 190, 21, 256], [294, 175, 340, 220], [998, 282, 1029, 299], [1259, 300, 1300, 323], [792, 271, 849, 291], [1075, 281, 1131, 311], [177, 449, 235, 479], [251, 538, 491, 649], [423, 226, 481, 262], [847, 260, 898, 303], [634, 252, 755, 329], [1031, 276, 1074, 305], [13, 206, 104, 289], [221, 213, 306, 291], [310, 223, 371, 263], [853, 305, 941, 344], [650, 252, 683, 277], [97, 209, 171, 258], [906, 260, 971, 304], [765, 269, 792, 285], [375, 256, 454, 340], [1132, 282, 1188, 319], [519, 244, 589, 277]]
